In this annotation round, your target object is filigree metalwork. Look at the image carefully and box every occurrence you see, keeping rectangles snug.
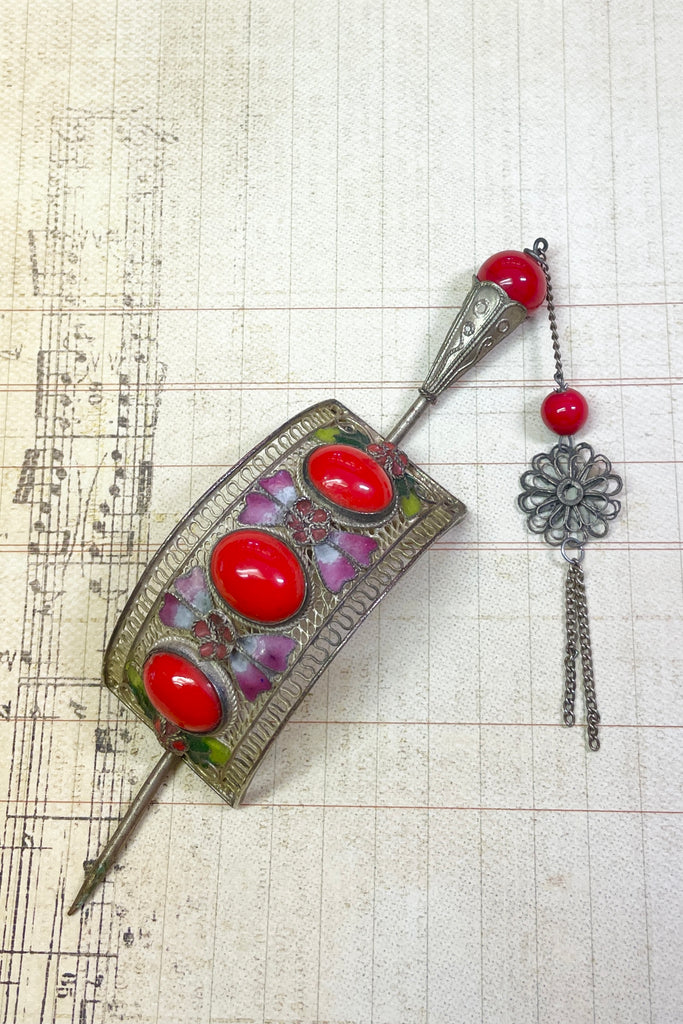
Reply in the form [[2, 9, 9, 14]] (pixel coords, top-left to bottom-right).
[[104, 399, 465, 806], [518, 441, 622, 546]]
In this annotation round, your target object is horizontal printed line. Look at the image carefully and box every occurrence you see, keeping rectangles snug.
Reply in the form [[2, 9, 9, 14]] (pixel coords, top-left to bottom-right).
[[434, 544, 682, 552], [1, 459, 681, 470], [2, 797, 680, 815], [1, 299, 682, 313], [243, 803, 683, 815], [5, 718, 682, 729], [0, 949, 118, 958], [1, 377, 682, 394], [0, 542, 678, 555]]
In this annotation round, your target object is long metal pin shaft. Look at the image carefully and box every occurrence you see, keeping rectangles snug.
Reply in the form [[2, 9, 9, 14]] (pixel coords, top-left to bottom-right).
[[385, 393, 430, 446], [68, 750, 179, 915]]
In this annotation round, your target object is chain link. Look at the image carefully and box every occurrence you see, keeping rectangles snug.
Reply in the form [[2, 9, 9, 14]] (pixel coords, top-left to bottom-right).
[[562, 559, 601, 750], [574, 564, 601, 751], [524, 237, 566, 390], [563, 563, 578, 726]]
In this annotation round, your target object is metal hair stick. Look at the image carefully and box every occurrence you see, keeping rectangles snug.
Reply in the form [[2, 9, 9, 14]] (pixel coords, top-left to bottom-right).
[[69, 245, 546, 915]]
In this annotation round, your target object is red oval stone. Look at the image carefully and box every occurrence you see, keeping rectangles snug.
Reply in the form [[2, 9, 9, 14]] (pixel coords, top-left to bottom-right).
[[210, 529, 306, 623], [306, 444, 394, 515], [143, 650, 223, 733], [477, 250, 547, 310]]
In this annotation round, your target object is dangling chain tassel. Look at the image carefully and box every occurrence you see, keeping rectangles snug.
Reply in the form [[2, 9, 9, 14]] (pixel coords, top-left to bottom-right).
[[518, 239, 623, 751], [563, 557, 600, 751]]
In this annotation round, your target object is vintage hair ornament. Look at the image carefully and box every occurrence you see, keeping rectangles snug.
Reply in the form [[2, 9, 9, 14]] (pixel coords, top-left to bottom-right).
[[69, 243, 552, 914]]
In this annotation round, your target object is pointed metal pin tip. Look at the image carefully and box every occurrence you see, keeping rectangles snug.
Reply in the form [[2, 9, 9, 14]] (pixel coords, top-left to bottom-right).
[[67, 874, 97, 915], [68, 855, 111, 914], [66, 749, 178, 917]]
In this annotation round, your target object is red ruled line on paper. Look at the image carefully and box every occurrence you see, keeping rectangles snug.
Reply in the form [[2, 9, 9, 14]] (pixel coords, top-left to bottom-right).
[[2, 797, 681, 814], [0, 459, 680, 469], [0, 298, 682, 313], [0, 544, 680, 555], [5, 718, 682, 729], [1, 376, 682, 393]]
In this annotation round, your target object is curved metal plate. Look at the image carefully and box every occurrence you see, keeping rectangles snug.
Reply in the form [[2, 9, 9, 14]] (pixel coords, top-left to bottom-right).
[[103, 399, 465, 805]]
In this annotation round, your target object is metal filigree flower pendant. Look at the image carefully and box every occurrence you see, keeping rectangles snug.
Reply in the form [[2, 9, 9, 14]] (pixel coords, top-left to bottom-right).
[[518, 441, 622, 546]]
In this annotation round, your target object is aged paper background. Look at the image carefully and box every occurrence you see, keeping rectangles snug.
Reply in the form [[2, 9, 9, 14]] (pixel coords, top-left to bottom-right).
[[1, 1, 682, 1022]]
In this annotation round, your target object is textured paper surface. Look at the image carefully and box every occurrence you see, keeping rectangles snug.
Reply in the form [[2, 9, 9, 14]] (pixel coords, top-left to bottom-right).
[[1, 2, 682, 1022]]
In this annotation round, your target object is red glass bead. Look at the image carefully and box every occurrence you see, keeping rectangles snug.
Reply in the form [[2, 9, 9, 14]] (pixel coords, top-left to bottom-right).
[[541, 387, 589, 435], [143, 650, 223, 733], [306, 444, 394, 515], [477, 250, 547, 310], [210, 529, 306, 623]]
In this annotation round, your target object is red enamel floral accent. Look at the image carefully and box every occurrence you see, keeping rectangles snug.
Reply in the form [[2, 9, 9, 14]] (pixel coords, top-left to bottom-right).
[[286, 497, 331, 545], [477, 250, 547, 310], [154, 717, 189, 753], [193, 612, 234, 660], [366, 441, 408, 478], [541, 387, 589, 436], [143, 650, 223, 733], [306, 443, 394, 515], [210, 529, 306, 624]]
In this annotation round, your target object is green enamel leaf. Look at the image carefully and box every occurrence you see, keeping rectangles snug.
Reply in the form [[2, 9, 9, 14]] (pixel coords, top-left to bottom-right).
[[186, 735, 232, 767], [125, 662, 154, 717], [315, 427, 339, 442], [400, 489, 422, 518], [331, 433, 369, 452], [395, 475, 409, 497], [201, 737, 232, 765], [315, 426, 371, 449]]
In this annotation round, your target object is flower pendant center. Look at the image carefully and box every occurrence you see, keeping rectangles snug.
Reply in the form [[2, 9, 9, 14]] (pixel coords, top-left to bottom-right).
[[556, 477, 584, 507]]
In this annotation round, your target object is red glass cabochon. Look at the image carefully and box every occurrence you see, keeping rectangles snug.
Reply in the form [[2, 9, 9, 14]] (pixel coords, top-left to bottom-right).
[[143, 649, 224, 733], [210, 528, 306, 624], [306, 443, 394, 515]]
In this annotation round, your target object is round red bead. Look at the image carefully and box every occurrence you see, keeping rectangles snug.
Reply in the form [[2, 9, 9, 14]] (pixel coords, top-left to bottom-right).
[[210, 529, 306, 624], [477, 250, 547, 310], [143, 650, 223, 733], [541, 387, 589, 435], [306, 443, 394, 515]]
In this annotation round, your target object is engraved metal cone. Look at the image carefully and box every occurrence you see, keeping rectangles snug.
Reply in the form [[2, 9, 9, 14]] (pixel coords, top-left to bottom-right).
[[421, 276, 527, 400]]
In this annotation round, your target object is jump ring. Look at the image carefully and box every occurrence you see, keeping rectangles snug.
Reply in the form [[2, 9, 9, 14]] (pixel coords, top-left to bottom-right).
[[561, 537, 585, 565]]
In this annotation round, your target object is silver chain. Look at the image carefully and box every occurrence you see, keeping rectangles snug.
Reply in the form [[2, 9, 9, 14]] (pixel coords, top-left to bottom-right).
[[524, 237, 566, 390], [562, 559, 600, 751], [574, 564, 601, 751], [563, 564, 578, 727]]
